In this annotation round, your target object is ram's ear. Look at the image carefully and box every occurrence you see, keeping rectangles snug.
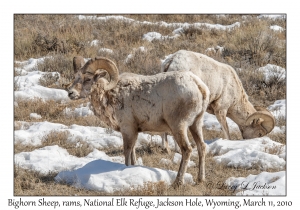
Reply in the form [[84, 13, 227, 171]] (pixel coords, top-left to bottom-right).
[[73, 56, 85, 73], [93, 70, 107, 82]]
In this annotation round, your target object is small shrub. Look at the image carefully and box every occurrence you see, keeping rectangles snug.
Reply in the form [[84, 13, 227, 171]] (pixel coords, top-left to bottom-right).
[[268, 132, 286, 145], [124, 47, 162, 75], [36, 54, 74, 83], [224, 19, 284, 68], [41, 131, 94, 157], [39, 72, 59, 88], [266, 144, 285, 156], [33, 33, 70, 54], [236, 67, 286, 106], [35, 54, 89, 89], [276, 115, 286, 127]]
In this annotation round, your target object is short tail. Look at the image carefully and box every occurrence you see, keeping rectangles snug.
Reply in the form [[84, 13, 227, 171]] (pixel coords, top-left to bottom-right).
[[190, 73, 210, 109], [161, 54, 174, 72]]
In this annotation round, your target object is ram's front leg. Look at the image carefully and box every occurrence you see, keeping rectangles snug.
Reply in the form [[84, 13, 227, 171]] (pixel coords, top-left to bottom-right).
[[131, 145, 136, 165], [121, 127, 138, 166], [214, 108, 230, 140], [161, 133, 171, 155]]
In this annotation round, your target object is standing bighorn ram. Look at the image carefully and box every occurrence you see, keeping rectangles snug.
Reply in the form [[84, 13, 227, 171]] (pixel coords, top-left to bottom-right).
[[65, 56, 210, 186], [162, 50, 275, 140], [71, 56, 178, 155]]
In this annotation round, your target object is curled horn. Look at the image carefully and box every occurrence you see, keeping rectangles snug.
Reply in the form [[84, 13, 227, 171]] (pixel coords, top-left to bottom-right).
[[245, 106, 275, 134], [81, 56, 119, 91]]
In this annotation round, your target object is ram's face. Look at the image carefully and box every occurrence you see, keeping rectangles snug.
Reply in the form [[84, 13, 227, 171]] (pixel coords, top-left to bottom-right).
[[241, 107, 275, 139], [65, 71, 94, 100], [65, 69, 108, 100], [241, 124, 267, 139], [65, 82, 81, 100]]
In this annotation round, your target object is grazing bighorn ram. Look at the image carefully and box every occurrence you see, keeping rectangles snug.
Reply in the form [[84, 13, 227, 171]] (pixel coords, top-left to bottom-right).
[[65, 56, 210, 186], [162, 50, 275, 140]]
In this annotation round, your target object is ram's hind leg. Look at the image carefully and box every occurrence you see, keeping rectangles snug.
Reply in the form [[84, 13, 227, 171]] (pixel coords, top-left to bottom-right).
[[170, 123, 192, 187], [189, 113, 206, 182]]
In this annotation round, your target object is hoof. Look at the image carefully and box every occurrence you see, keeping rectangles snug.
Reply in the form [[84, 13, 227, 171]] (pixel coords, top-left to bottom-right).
[[197, 176, 205, 183], [172, 180, 183, 189]]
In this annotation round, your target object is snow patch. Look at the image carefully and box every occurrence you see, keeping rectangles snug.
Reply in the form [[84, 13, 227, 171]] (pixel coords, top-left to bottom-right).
[[208, 137, 286, 169], [98, 48, 113, 54], [257, 64, 286, 83], [15, 146, 110, 174], [90, 40, 100, 46], [142, 32, 180, 42], [173, 153, 196, 168], [63, 103, 94, 117], [257, 15, 286, 20], [30, 113, 42, 120], [14, 65, 69, 102], [268, 99, 286, 119], [55, 158, 194, 193], [125, 46, 147, 63], [270, 25, 284, 32]]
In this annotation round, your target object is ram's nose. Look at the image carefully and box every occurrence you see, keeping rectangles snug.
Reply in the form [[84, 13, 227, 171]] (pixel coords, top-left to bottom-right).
[[68, 91, 74, 97], [66, 88, 79, 100]]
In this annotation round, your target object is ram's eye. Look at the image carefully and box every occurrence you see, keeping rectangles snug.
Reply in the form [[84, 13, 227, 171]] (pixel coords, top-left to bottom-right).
[[85, 78, 91, 82]]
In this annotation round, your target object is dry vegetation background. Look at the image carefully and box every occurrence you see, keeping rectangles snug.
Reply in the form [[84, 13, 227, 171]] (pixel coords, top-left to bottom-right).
[[14, 14, 286, 196]]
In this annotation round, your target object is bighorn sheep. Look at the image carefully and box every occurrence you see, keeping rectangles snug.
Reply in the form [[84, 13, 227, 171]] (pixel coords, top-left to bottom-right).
[[65, 56, 210, 186], [162, 50, 275, 140], [71, 56, 177, 154]]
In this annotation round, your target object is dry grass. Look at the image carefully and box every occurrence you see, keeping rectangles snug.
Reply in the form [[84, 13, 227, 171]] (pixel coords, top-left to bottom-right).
[[14, 14, 286, 104], [14, 98, 67, 122], [14, 98, 107, 127], [14, 14, 286, 196], [14, 130, 94, 157]]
